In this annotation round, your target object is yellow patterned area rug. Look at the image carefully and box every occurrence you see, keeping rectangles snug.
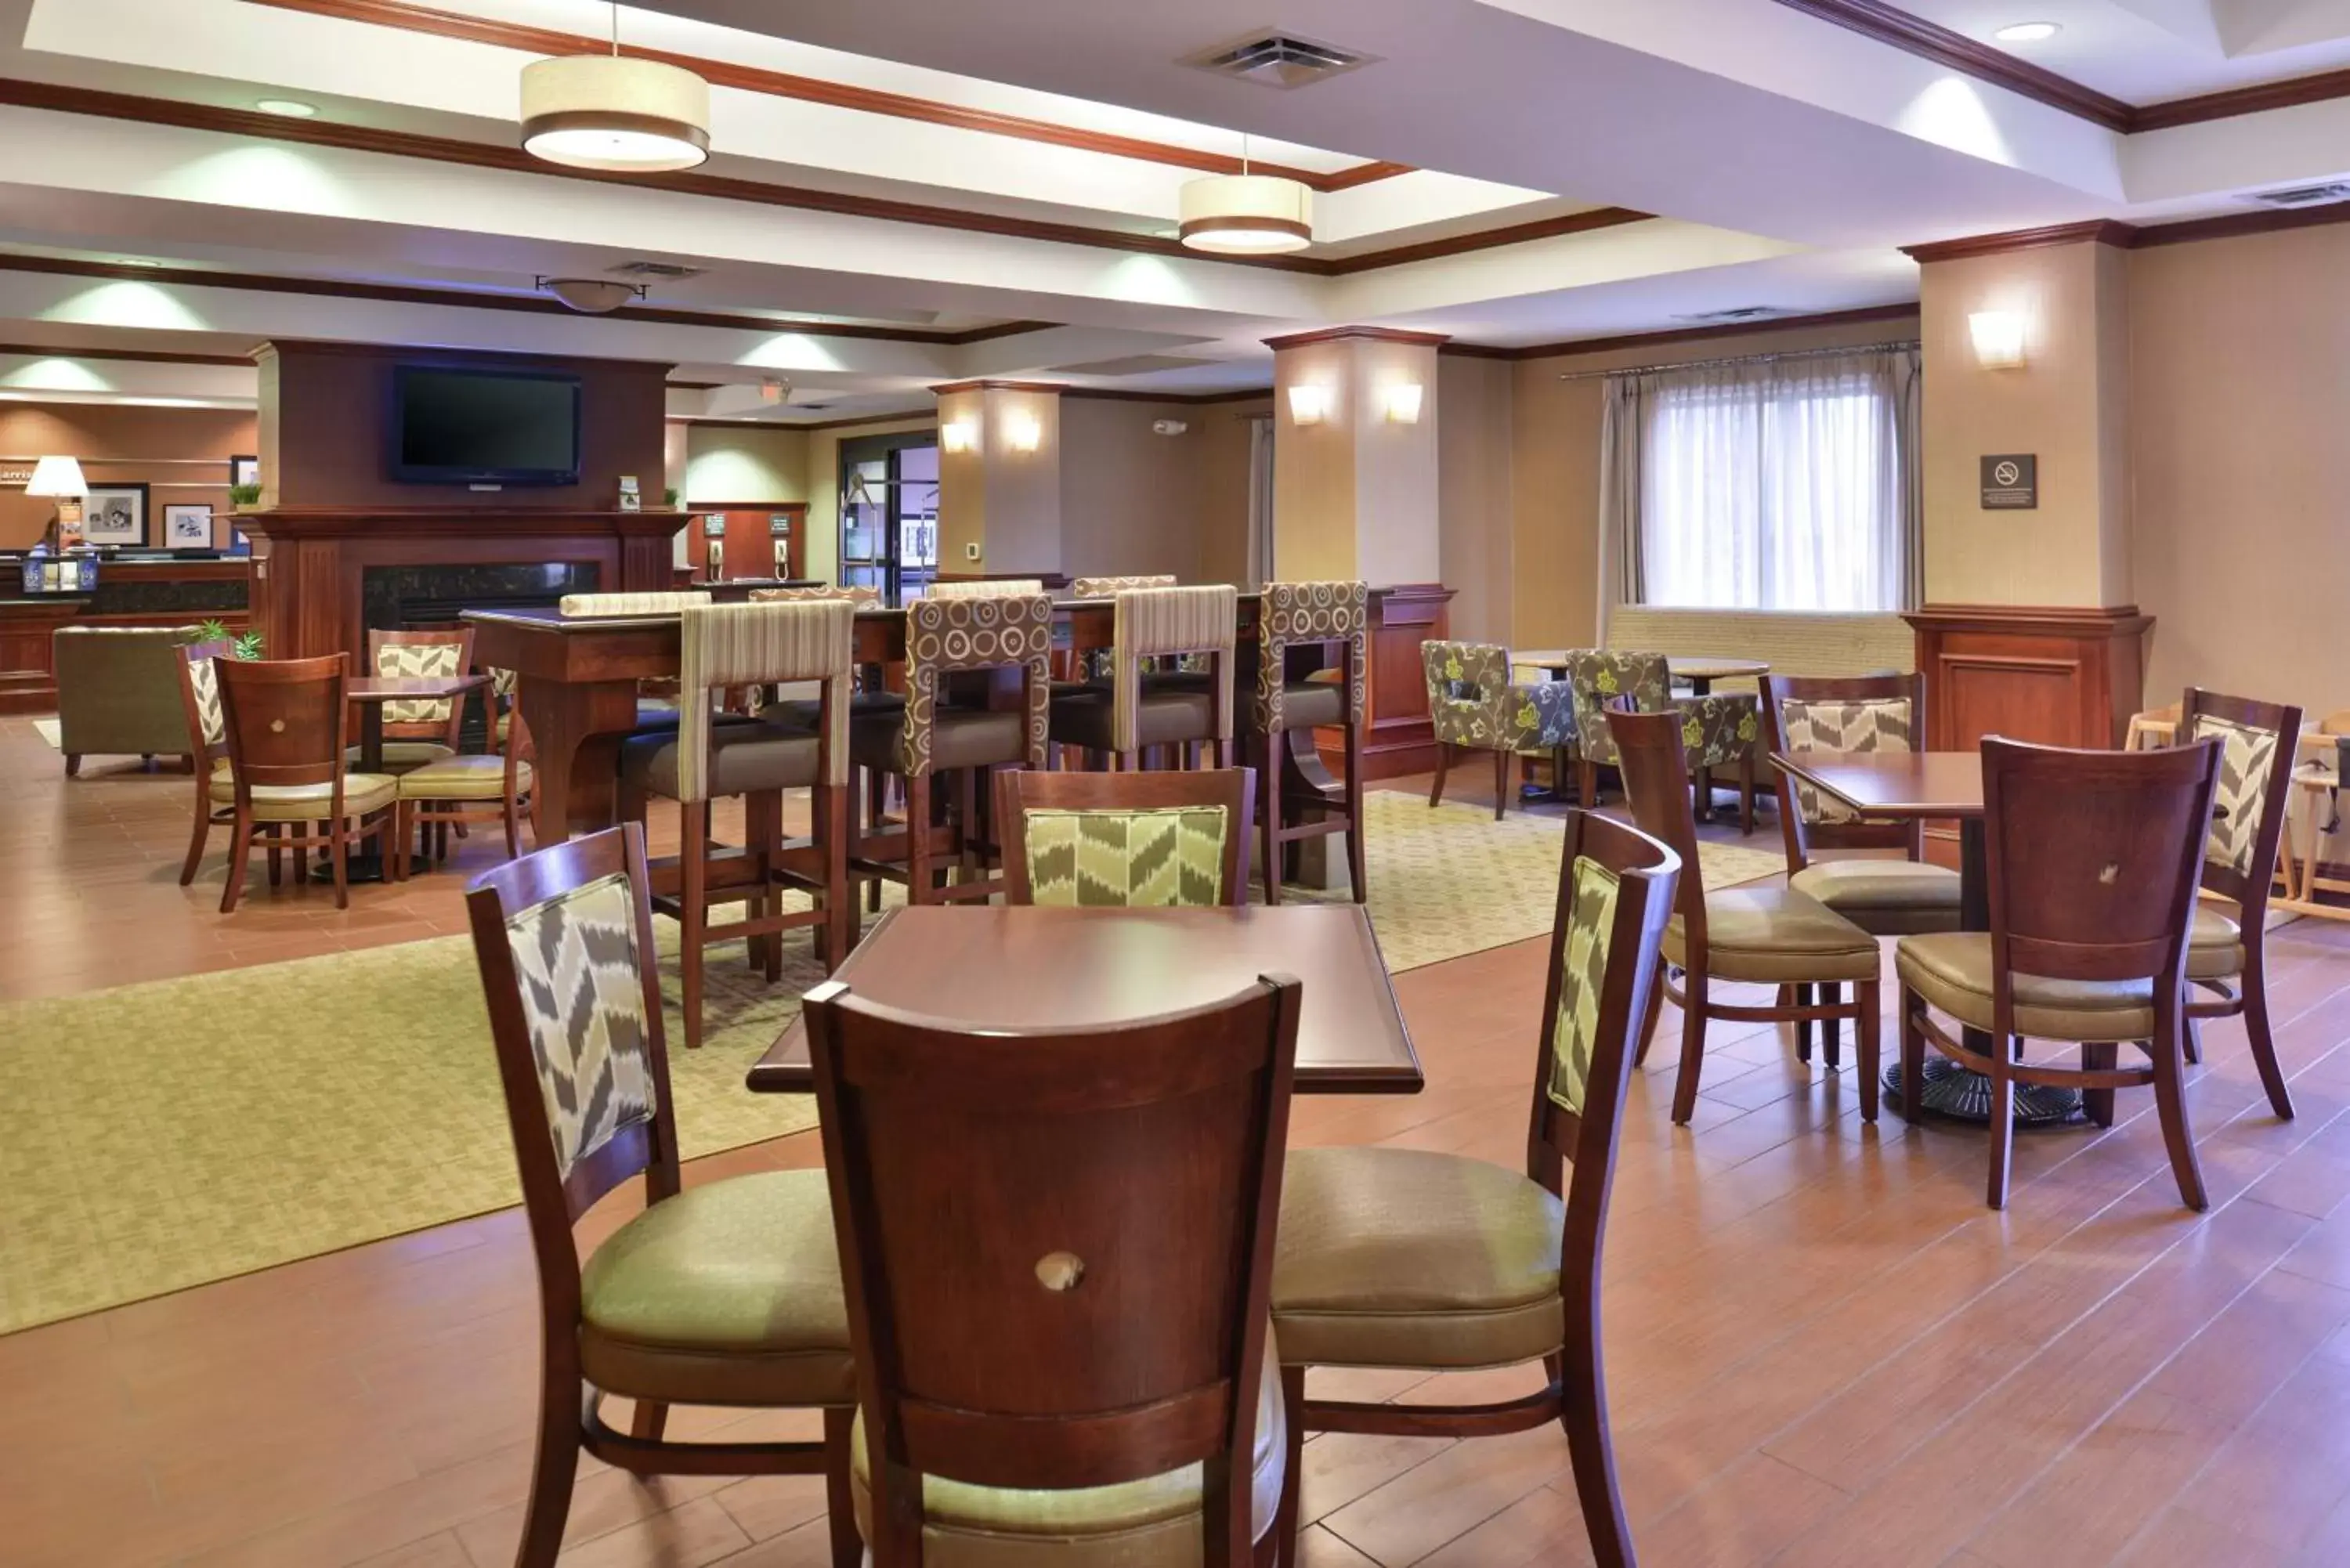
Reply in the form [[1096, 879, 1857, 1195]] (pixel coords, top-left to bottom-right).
[[0, 789, 1780, 1335]]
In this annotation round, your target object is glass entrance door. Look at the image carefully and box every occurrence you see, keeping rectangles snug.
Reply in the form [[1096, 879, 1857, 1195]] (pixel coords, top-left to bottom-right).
[[838, 432, 940, 598]]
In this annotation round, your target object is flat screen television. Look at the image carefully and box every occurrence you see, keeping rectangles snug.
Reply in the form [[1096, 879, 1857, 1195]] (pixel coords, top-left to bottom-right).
[[391, 366, 581, 486]]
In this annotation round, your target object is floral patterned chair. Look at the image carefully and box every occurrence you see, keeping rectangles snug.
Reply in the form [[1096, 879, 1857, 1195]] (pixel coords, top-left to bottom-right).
[[1420, 639, 1577, 821], [1560, 649, 1761, 833]]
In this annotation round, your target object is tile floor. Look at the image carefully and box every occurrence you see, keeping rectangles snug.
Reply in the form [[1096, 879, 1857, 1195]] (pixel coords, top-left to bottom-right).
[[8, 717, 2350, 1566]]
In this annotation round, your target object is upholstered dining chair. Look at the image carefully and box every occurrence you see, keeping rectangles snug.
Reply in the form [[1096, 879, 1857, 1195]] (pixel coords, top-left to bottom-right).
[[996, 766, 1255, 906], [747, 583, 893, 725], [801, 969, 1303, 1567], [352, 627, 472, 774], [1254, 580, 1368, 905], [462, 823, 859, 1568], [1562, 649, 1759, 829], [618, 599, 859, 1049], [212, 654, 399, 913], [1421, 639, 1576, 821], [2175, 688, 2301, 1115], [1611, 706, 1883, 1125], [1049, 583, 1238, 771], [1759, 674, 1964, 1068], [1066, 576, 1178, 685], [851, 591, 1053, 905], [173, 638, 236, 890], [1895, 736, 2223, 1209], [394, 679, 534, 869], [1270, 807, 1679, 1568]]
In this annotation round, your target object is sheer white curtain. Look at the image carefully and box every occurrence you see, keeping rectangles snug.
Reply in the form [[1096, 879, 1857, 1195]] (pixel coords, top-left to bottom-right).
[[1612, 347, 1920, 613]]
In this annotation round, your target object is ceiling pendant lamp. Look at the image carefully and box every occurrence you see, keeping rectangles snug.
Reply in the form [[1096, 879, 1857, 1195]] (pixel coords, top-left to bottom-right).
[[520, 3, 710, 173], [1178, 135, 1311, 254]]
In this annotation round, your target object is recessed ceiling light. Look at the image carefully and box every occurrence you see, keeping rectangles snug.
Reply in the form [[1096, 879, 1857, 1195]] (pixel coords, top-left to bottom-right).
[[255, 99, 318, 117], [1994, 22, 2061, 42]]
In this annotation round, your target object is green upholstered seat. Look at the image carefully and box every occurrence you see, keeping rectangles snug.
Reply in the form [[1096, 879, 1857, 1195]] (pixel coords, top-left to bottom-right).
[[2189, 904, 2244, 981], [1666, 887, 1882, 983], [577, 1168, 855, 1408], [1020, 805, 1229, 907], [211, 771, 397, 822], [846, 1331, 1287, 1566], [1788, 857, 1965, 937], [1893, 931, 2157, 1042], [395, 753, 530, 800], [1271, 1146, 1565, 1370], [342, 739, 455, 773]]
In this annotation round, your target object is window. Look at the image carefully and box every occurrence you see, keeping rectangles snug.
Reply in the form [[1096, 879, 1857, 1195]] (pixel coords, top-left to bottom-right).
[[1619, 348, 1918, 612]]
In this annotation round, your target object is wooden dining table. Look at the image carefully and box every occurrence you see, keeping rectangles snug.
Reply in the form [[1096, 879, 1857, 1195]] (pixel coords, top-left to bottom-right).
[[747, 903, 1425, 1096], [331, 671, 486, 883]]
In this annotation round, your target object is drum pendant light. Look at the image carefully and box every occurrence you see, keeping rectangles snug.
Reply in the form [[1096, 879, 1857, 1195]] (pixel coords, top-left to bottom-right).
[[1178, 135, 1312, 254], [521, 3, 710, 173]]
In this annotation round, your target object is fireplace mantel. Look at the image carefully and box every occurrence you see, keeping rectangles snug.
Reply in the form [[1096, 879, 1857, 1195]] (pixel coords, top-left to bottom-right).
[[240, 507, 685, 662]]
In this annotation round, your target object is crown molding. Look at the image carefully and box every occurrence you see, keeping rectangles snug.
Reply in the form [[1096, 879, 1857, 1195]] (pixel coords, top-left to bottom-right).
[[1262, 326, 1452, 350], [1058, 385, 1271, 406], [240, 0, 1412, 194], [1901, 202, 2350, 260], [1900, 220, 2136, 263], [927, 378, 1071, 396], [0, 339, 257, 367], [1318, 208, 1651, 275], [1437, 302, 1921, 363]]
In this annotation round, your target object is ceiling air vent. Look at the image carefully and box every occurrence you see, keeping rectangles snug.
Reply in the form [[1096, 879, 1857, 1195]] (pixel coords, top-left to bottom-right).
[[1671, 306, 1788, 324], [607, 259, 706, 279], [1185, 32, 1374, 88], [2246, 183, 2350, 208]]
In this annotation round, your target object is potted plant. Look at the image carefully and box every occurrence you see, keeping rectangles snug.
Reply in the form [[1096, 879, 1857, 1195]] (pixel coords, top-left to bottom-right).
[[664, 486, 681, 508], [228, 482, 262, 511], [197, 619, 265, 661]]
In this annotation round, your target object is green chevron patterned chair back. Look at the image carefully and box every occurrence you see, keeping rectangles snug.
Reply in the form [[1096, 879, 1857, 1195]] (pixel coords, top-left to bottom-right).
[[367, 627, 474, 731], [998, 768, 1253, 907]]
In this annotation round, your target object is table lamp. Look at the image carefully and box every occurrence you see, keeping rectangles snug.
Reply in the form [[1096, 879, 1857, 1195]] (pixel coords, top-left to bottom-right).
[[24, 455, 89, 547]]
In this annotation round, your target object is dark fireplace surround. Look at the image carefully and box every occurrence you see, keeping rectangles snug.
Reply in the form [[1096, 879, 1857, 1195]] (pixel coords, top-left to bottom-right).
[[360, 562, 600, 632]]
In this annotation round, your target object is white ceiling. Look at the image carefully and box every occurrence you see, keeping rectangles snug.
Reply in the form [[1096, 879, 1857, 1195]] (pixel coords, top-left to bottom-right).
[[1898, 1, 2350, 100]]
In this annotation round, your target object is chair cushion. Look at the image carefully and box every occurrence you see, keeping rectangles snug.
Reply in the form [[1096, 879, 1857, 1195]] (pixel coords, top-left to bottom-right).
[[1271, 1147, 1564, 1370], [851, 706, 1030, 774], [211, 772, 398, 822], [1047, 688, 1217, 753], [342, 740, 454, 775], [1666, 887, 1882, 983], [1894, 931, 2156, 1042], [623, 725, 822, 800], [1788, 858, 1965, 937], [578, 1169, 855, 1408], [1266, 679, 1344, 734], [847, 1331, 1286, 1565], [758, 692, 906, 732], [396, 753, 531, 801], [2188, 904, 2244, 982]]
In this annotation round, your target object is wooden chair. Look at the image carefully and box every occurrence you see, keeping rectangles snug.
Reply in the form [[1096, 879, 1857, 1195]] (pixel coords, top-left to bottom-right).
[[1049, 583, 1239, 771], [1611, 706, 1883, 1125], [2176, 688, 2301, 1117], [1759, 674, 1963, 1068], [1269, 808, 1679, 1568], [1560, 649, 1759, 830], [2124, 701, 2182, 752], [801, 968, 1303, 1566], [172, 639, 235, 891], [212, 654, 399, 913], [461, 823, 859, 1568], [395, 682, 535, 871], [354, 626, 473, 773], [1253, 580, 1368, 905], [996, 766, 1255, 906], [1896, 736, 2223, 1209], [851, 591, 1053, 905], [1421, 639, 1575, 820], [617, 600, 859, 1049]]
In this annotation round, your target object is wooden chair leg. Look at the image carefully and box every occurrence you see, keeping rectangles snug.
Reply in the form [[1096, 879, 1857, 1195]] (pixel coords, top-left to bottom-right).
[[1822, 984, 1842, 1069], [179, 795, 212, 887], [1984, 1050, 2016, 1209], [823, 1407, 861, 1568], [906, 774, 934, 905], [2152, 1009, 2210, 1211], [1343, 725, 1367, 905], [2182, 1016, 2202, 1065], [513, 1367, 584, 1568], [266, 826, 283, 889], [956, 767, 979, 889], [1259, 750, 1282, 906], [2240, 945, 2295, 1119], [681, 798, 710, 1049], [1633, 970, 1666, 1068], [1794, 982, 1813, 1062], [1428, 743, 1451, 808], [1671, 967, 1710, 1124], [1273, 1365, 1305, 1564], [1739, 750, 1756, 835], [630, 1400, 669, 1441], [63, 752, 80, 778], [330, 817, 350, 910], [1579, 759, 1600, 810], [220, 813, 255, 914], [1856, 980, 1882, 1122], [1491, 747, 1508, 822], [1899, 987, 1926, 1122], [2081, 1042, 2117, 1128], [1551, 1329, 1633, 1568]]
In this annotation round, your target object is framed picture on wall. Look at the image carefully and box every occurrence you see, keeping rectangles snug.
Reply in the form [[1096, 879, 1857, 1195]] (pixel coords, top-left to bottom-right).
[[81, 483, 149, 546], [229, 454, 260, 490], [163, 503, 215, 548]]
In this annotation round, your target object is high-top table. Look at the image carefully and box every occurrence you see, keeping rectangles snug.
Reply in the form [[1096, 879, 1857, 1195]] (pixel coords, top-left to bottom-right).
[[747, 904, 1423, 1097]]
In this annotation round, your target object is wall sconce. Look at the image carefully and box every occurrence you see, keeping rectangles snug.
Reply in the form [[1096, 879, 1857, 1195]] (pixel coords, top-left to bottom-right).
[[1002, 410, 1043, 453], [1969, 311, 2027, 370], [941, 419, 978, 454], [1286, 382, 1332, 426], [1380, 382, 1424, 425]]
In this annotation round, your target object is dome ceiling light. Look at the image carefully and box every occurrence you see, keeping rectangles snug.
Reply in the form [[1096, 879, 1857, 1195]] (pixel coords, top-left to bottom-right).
[[521, 3, 710, 173], [536, 276, 647, 313], [1178, 135, 1312, 255]]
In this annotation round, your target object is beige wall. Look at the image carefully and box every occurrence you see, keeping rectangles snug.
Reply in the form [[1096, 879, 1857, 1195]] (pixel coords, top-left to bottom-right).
[[1196, 398, 1270, 587], [936, 386, 1061, 573], [2130, 223, 2350, 721], [1437, 353, 1512, 643], [0, 403, 257, 550], [1059, 397, 1210, 582], [1271, 338, 1441, 586], [1918, 244, 2129, 608], [682, 425, 808, 508]]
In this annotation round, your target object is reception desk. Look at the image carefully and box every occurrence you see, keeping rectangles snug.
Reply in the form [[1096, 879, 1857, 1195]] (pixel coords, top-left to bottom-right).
[[0, 556, 252, 714]]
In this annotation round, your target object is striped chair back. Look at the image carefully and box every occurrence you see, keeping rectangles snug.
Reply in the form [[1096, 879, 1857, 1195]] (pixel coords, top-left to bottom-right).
[[558, 591, 712, 616], [1108, 586, 1238, 753], [674, 601, 857, 800]]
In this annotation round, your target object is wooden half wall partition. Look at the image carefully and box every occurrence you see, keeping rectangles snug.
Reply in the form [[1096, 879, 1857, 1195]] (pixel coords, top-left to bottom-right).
[[1905, 604, 2153, 752], [1339, 582, 1453, 781]]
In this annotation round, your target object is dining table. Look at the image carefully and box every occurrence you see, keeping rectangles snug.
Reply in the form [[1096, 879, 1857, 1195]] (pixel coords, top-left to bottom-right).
[[747, 903, 1425, 1097], [1768, 748, 2083, 1125], [324, 671, 487, 883]]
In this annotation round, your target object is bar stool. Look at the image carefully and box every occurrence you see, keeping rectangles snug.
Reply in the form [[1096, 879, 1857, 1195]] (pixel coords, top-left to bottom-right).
[[849, 591, 1052, 905], [1047, 584, 1237, 771], [617, 599, 859, 1049], [1253, 580, 1368, 905]]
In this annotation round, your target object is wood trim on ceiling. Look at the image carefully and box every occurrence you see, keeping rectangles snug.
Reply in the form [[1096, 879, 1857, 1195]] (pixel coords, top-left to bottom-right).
[[0, 249, 1058, 345], [0, 340, 255, 367], [1769, 0, 2350, 134], [1903, 202, 2350, 258], [668, 411, 938, 432], [0, 78, 1654, 279], [1899, 219, 2135, 263], [1261, 326, 1452, 350], [927, 378, 1072, 396], [1434, 302, 1921, 363], [237, 0, 1414, 193]]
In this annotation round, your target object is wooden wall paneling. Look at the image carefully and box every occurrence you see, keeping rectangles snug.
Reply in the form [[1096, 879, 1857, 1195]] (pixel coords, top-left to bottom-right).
[[1341, 583, 1452, 780]]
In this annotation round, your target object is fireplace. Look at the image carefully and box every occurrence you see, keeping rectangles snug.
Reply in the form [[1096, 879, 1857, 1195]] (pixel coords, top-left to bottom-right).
[[360, 562, 600, 631]]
